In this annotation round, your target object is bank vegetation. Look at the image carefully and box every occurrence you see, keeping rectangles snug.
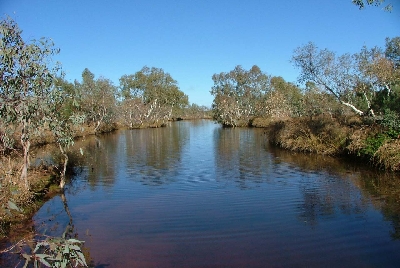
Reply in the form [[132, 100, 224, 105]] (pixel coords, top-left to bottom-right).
[[0, 17, 210, 234], [210, 38, 400, 172]]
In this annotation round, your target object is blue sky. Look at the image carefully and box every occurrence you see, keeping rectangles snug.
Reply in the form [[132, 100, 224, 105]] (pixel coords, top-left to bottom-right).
[[1, 0, 399, 107]]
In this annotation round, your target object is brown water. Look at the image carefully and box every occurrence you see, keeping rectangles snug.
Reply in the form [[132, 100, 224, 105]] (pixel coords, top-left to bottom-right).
[[2, 120, 400, 267]]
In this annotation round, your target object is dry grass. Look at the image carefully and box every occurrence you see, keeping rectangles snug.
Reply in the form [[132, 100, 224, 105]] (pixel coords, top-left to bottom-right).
[[250, 117, 280, 128], [0, 153, 58, 238], [266, 115, 350, 155], [375, 139, 400, 171], [265, 115, 400, 171]]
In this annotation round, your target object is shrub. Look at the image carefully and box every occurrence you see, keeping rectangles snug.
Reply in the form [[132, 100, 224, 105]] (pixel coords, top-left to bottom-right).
[[267, 116, 350, 155], [375, 139, 400, 171]]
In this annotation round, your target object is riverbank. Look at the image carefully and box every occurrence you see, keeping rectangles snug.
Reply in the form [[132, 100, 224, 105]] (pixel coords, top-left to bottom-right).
[[0, 122, 117, 239], [0, 159, 59, 239], [1, 116, 399, 240], [252, 115, 400, 172], [1, 118, 217, 236]]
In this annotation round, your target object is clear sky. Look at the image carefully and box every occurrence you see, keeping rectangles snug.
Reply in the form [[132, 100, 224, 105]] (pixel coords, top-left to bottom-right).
[[1, 0, 399, 107]]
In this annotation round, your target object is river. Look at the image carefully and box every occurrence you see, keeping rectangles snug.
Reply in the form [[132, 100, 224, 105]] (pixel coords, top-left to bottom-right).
[[3, 120, 400, 267]]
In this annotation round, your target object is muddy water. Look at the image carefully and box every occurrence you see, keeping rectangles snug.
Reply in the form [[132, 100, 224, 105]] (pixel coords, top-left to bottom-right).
[[3, 120, 400, 267]]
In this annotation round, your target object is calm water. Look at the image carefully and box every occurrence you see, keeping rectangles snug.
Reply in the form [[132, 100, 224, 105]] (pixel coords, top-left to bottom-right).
[[4, 120, 400, 267]]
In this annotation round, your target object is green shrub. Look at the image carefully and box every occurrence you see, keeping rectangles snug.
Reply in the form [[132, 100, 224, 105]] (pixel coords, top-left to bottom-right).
[[359, 133, 389, 158]]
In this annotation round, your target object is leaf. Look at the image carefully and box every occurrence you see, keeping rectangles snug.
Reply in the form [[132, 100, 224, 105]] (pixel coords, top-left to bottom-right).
[[35, 254, 51, 267], [68, 244, 81, 251], [63, 245, 70, 255], [7, 200, 21, 211], [76, 251, 88, 266], [5, 209, 12, 217], [67, 238, 83, 244]]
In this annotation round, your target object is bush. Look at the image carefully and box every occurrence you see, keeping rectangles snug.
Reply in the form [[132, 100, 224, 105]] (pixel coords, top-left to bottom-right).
[[375, 139, 400, 171], [266, 116, 350, 155]]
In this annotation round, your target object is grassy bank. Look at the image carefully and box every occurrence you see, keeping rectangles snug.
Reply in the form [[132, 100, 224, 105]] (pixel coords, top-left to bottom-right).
[[0, 122, 120, 239], [254, 115, 400, 172], [0, 155, 60, 239]]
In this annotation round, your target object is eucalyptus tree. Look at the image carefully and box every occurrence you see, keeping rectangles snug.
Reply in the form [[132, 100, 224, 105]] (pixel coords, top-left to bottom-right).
[[292, 39, 400, 117], [78, 68, 117, 133], [210, 65, 270, 127], [372, 37, 400, 114], [292, 42, 369, 116], [49, 92, 84, 189], [0, 17, 63, 189], [184, 104, 211, 119], [119, 66, 188, 126], [266, 76, 304, 118], [385, 37, 400, 68]]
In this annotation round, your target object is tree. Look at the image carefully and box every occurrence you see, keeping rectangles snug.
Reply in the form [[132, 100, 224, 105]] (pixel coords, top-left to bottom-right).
[[385, 37, 400, 68], [119, 66, 188, 126], [292, 42, 366, 116], [47, 83, 85, 189], [0, 17, 62, 190], [265, 76, 304, 118], [183, 103, 211, 119], [373, 37, 400, 115], [210, 65, 270, 127], [78, 68, 117, 133]]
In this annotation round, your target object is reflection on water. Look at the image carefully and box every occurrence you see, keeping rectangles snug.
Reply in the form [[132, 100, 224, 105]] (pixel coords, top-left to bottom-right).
[[214, 127, 274, 187], [2, 120, 400, 267]]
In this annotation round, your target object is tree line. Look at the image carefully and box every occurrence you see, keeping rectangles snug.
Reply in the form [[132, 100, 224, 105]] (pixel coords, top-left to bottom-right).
[[1, 14, 399, 190], [0, 17, 209, 191], [211, 37, 400, 128]]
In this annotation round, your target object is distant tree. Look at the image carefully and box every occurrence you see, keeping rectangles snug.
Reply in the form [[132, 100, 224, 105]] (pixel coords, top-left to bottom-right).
[[292, 42, 366, 115], [119, 66, 188, 126], [78, 68, 117, 133], [293, 39, 400, 118], [0, 17, 62, 190], [385, 37, 400, 68], [302, 82, 344, 118], [54, 77, 82, 120], [210, 65, 270, 127], [184, 104, 211, 119], [373, 37, 400, 114], [265, 76, 303, 118]]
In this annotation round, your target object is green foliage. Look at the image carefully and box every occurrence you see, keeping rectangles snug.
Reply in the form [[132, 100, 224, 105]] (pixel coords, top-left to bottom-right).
[[357, 109, 399, 159], [0, 17, 61, 131], [267, 76, 304, 117], [182, 104, 211, 119], [0, 17, 62, 189], [385, 37, 400, 68], [0, 199, 22, 217], [360, 133, 389, 157], [119, 66, 188, 126], [77, 68, 117, 133], [54, 77, 82, 120], [381, 109, 400, 137], [211, 65, 270, 126], [22, 237, 87, 268]]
